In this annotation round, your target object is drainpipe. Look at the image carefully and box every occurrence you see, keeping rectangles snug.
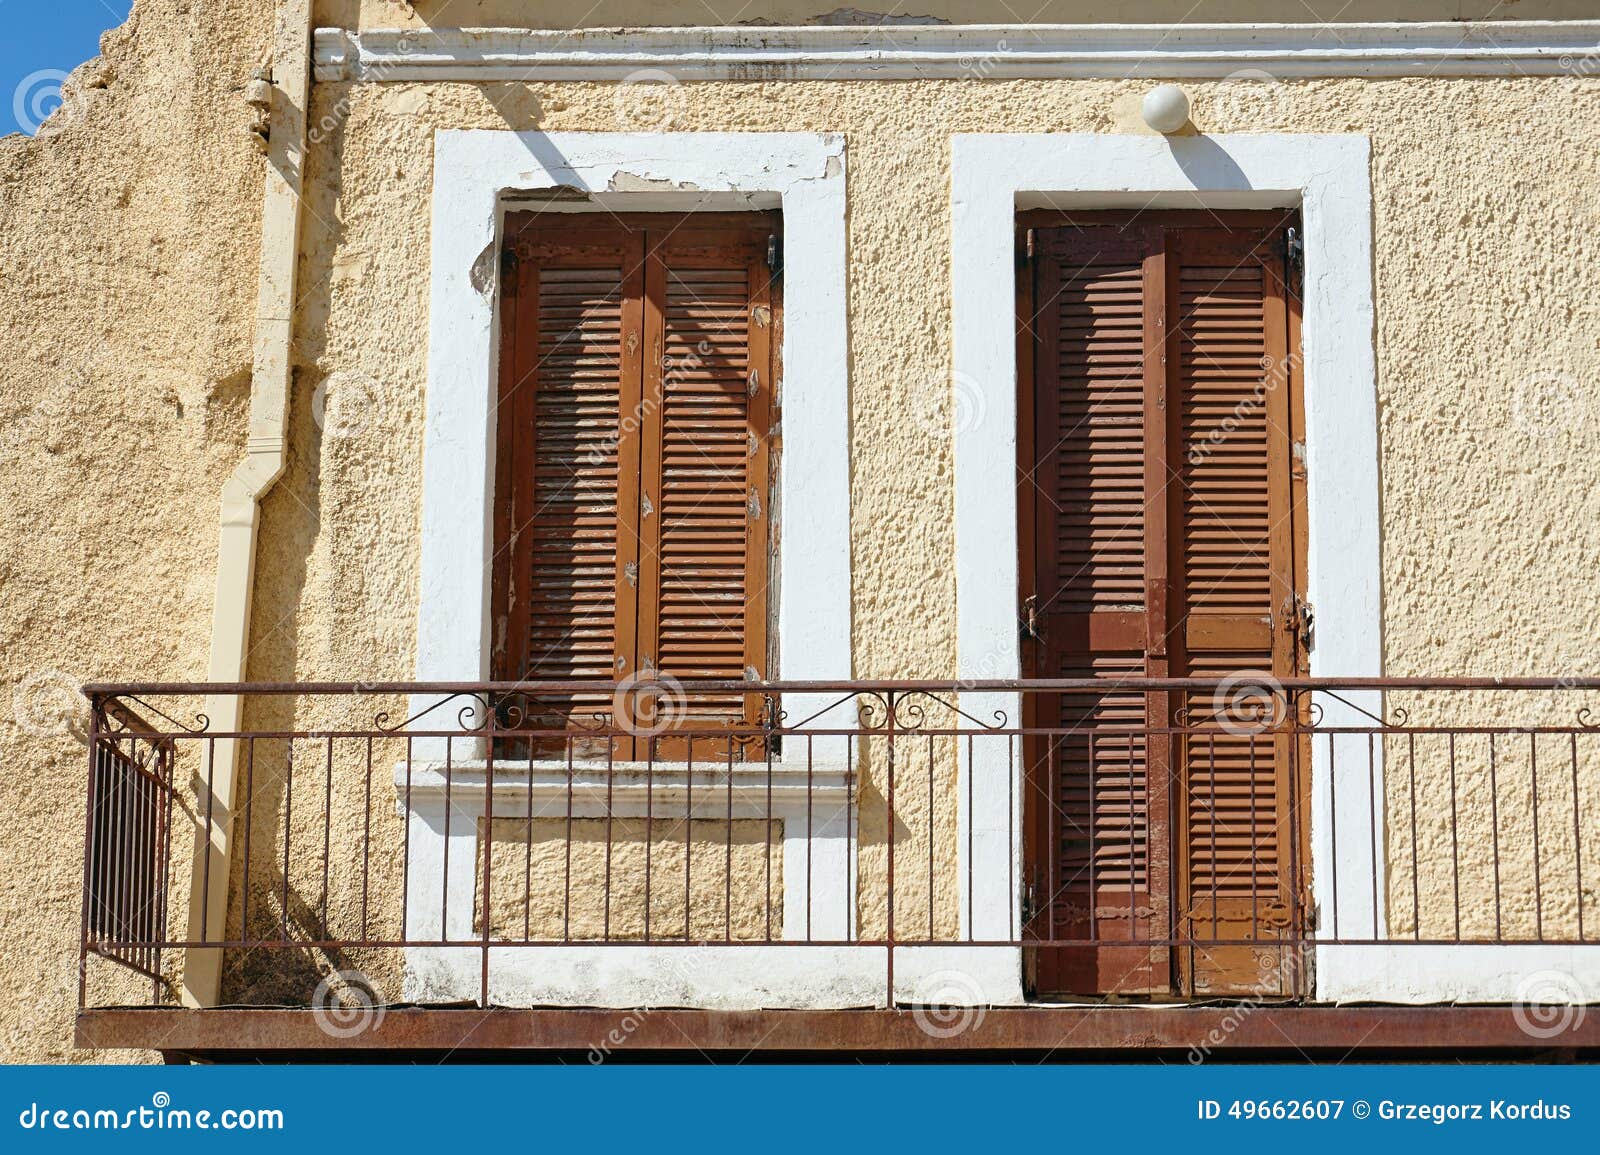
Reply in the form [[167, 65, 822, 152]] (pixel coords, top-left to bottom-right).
[[182, 0, 312, 1007]]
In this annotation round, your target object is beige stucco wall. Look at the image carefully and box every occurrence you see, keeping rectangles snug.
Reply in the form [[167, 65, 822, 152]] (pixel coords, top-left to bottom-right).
[[4, 0, 1600, 1059], [0, 1, 274, 1061]]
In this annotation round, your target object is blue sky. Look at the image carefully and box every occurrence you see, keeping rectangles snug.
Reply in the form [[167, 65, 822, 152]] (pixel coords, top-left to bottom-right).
[[2, 2, 134, 136]]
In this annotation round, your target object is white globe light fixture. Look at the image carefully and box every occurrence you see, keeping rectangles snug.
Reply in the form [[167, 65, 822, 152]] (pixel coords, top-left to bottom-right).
[[1142, 84, 1191, 134]]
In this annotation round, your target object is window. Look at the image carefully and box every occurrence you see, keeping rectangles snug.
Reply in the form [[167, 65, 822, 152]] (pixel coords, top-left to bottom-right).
[[492, 213, 781, 759]]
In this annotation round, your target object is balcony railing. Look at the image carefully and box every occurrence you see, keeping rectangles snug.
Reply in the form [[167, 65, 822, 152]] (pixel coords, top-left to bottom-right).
[[78, 679, 1599, 1014]]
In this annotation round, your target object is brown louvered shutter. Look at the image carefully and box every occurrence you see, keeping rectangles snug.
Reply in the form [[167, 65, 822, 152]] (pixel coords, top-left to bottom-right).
[[1026, 224, 1171, 996], [1024, 214, 1303, 997], [1169, 227, 1300, 995], [494, 215, 776, 760], [636, 225, 775, 752]]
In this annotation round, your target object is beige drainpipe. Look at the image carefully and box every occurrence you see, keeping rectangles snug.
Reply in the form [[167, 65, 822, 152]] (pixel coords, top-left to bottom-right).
[[182, 0, 313, 1007]]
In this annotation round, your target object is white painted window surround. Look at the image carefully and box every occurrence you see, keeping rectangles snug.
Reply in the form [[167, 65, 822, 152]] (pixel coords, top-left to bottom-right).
[[406, 130, 955, 1009], [951, 132, 1597, 1004]]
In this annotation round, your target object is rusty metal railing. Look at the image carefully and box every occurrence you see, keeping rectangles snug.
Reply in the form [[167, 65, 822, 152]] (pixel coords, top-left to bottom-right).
[[77, 679, 1600, 1010]]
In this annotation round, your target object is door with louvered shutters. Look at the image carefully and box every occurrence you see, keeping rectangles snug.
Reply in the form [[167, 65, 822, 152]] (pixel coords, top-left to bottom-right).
[[493, 214, 778, 761], [1020, 213, 1307, 998]]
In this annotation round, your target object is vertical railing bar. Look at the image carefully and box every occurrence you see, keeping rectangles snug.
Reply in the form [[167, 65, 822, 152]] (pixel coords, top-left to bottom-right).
[[725, 736, 734, 943], [1448, 732, 1459, 942], [442, 735, 453, 941], [401, 736, 412, 942], [806, 734, 814, 942], [1209, 733, 1218, 943], [1530, 730, 1543, 942], [928, 731, 936, 943], [282, 737, 293, 943], [322, 736, 333, 935], [1407, 732, 1418, 941], [1327, 731, 1338, 940], [1489, 732, 1502, 941], [158, 743, 176, 1000], [846, 734, 854, 943], [361, 736, 373, 943], [1076, 731, 1085, 943], [240, 737, 255, 948], [886, 691, 896, 1007], [1572, 731, 1585, 941], [1250, 732, 1259, 945], [482, 698, 495, 1007], [604, 735, 614, 943], [765, 732, 775, 943], [1367, 733, 1377, 942], [78, 700, 99, 1009], [1128, 732, 1137, 947], [524, 750, 533, 944], [684, 736, 692, 942], [564, 737, 574, 942], [645, 737, 654, 944], [201, 735, 215, 950], [966, 731, 974, 941], [1007, 733, 1015, 943], [1285, 693, 1302, 997]]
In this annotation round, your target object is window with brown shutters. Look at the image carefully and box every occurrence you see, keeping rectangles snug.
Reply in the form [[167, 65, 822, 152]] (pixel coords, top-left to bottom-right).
[[1020, 212, 1307, 998], [492, 214, 779, 760]]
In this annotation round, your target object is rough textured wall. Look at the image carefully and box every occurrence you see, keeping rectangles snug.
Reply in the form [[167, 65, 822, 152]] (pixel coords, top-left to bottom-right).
[[255, 71, 1600, 960], [0, 0, 277, 1060]]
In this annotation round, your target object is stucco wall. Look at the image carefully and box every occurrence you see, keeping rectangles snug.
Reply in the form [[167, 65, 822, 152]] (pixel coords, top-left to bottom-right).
[[4, 0, 1600, 1058], [0, 1, 276, 1061]]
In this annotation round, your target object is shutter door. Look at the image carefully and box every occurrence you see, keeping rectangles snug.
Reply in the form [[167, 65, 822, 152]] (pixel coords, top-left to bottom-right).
[[1024, 214, 1305, 998], [1027, 224, 1171, 996], [495, 224, 644, 758], [1169, 228, 1300, 996], [494, 216, 777, 761]]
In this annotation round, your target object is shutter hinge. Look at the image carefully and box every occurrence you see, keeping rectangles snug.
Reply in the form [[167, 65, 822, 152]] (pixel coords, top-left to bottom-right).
[[766, 234, 783, 275], [1019, 227, 1036, 266], [1284, 593, 1315, 654], [501, 245, 518, 278], [1283, 226, 1304, 280]]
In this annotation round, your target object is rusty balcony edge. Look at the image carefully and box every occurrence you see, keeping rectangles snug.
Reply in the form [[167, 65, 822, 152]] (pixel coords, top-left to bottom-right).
[[75, 1007, 1600, 1057]]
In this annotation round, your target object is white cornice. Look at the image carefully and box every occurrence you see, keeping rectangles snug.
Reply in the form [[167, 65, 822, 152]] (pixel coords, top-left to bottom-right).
[[313, 22, 1600, 82]]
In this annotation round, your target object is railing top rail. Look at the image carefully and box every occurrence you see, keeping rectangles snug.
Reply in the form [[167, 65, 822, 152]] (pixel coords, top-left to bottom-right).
[[81, 677, 1600, 696]]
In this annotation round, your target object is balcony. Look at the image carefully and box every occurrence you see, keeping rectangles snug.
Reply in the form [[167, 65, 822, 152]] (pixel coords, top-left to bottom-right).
[[75, 679, 1599, 1060]]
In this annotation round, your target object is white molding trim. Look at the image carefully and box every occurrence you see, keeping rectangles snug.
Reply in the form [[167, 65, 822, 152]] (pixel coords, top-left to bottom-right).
[[950, 133, 1386, 1001], [314, 22, 1600, 82], [410, 130, 857, 1007]]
